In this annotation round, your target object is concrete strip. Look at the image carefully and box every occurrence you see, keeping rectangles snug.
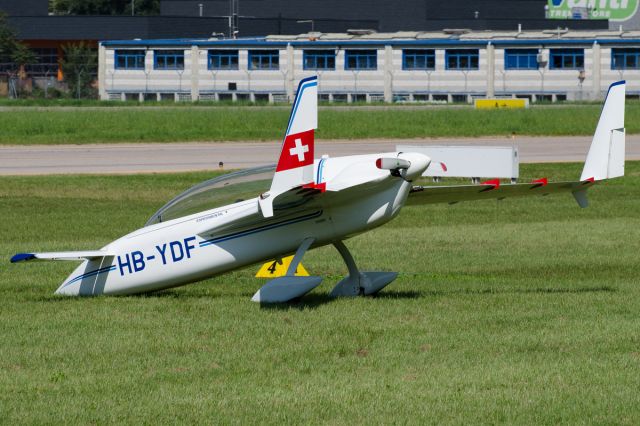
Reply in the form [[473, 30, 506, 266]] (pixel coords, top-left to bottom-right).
[[1, 135, 639, 175]]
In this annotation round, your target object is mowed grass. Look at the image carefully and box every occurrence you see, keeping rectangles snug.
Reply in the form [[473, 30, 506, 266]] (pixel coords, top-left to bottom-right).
[[1, 163, 640, 424], [1, 104, 640, 144]]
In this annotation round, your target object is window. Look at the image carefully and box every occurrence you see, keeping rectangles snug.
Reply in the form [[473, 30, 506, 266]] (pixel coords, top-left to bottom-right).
[[549, 48, 584, 69], [208, 50, 239, 70], [504, 49, 539, 70], [26, 48, 59, 76], [402, 49, 435, 70], [248, 50, 279, 70], [154, 50, 184, 70], [445, 49, 479, 70], [115, 50, 146, 70], [612, 48, 640, 70], [303, 50, 336, 70], [345, 50, 377, 70]]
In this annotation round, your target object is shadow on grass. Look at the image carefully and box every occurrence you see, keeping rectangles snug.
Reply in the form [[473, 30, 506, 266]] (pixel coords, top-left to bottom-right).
[[34, 288, 224, 302], [131, 290, 220, 299], [371, 290, 423, 299], [258, 290, 422, 311]]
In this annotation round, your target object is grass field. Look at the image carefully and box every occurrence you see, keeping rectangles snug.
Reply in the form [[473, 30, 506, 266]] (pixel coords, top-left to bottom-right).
[[1, 163, 640, 424], [1, 104, 639, 144]]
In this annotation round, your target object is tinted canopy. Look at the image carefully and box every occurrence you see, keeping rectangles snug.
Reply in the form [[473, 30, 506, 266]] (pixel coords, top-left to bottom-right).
[[146, 165, 275, 226]]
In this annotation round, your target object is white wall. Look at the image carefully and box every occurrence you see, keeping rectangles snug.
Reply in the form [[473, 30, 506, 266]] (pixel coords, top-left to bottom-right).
[[101, 42, 638, 102]]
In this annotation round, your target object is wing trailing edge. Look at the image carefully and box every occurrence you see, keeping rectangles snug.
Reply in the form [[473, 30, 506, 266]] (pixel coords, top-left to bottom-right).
[[407, 179, 596, 207]]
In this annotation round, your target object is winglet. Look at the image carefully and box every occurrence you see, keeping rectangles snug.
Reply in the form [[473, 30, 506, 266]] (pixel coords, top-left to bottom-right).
[[11, 253, 36, 263], [580, 80, 625, 182], [572, 189, 589, 208], [260, 76, 318, 217]]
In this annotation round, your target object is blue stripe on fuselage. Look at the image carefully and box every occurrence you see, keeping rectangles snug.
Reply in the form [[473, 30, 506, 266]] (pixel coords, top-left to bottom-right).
[[199, 210, 322, 247], [64, 265, 117, 288]]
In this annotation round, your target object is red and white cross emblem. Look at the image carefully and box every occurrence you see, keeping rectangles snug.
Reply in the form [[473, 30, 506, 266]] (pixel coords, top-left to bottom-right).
[[289, 138, 309, 162]]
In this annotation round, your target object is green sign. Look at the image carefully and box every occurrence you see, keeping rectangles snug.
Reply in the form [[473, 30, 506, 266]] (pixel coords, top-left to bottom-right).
[[547, 0, 639, 21]]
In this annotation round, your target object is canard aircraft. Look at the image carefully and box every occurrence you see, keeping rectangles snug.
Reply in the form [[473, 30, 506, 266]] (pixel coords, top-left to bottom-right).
[[11, 77, 626, 302]]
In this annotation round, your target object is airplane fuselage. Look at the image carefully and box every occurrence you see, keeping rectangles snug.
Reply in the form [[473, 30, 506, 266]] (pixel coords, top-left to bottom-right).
[[56, 153, 427, 296]]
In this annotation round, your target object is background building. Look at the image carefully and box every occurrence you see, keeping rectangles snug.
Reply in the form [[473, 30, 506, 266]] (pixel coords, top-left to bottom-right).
[[99, 30, 640, 103], [2, 0, 640, 101]]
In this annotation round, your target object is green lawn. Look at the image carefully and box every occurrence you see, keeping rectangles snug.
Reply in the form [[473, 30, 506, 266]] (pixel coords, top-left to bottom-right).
[[1, 104, 639, 144], [1, 163, 639, 424]]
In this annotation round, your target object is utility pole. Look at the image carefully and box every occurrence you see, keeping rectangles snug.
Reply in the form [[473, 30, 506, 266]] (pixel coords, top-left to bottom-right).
[[225, 1, 253, 39], [131, 0, 135, 16], [230, 0, 239, 38]]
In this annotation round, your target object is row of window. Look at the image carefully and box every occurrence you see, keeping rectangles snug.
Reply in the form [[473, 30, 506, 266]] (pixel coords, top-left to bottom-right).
[[114, 48, 640, 71]]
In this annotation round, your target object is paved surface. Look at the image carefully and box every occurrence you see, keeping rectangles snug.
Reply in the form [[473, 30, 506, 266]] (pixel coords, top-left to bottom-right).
[[1, 136, 639, 175]]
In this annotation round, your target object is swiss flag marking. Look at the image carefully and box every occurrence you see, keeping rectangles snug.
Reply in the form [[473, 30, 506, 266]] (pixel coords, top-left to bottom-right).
[[290, 138, 309, 161], [276, 129, 314, 171]]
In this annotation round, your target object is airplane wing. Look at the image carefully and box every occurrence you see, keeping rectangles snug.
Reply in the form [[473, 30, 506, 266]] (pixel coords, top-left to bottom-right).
[[10, 250, 113, 263], [407, 178, 595, 207], [409, 80, 626, 208]]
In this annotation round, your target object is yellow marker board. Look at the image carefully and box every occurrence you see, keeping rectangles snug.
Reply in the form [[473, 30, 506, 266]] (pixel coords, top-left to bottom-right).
[[256, 255, 309, 278], [475, 98, 528, 109]]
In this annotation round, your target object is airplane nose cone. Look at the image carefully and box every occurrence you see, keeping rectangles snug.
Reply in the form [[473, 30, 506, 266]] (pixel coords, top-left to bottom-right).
[[400, 153, 431, 180]]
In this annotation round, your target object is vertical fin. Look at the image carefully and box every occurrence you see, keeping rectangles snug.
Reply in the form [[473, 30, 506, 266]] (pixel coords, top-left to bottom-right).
[[580, 80, 625, 181], [259, 76, 318, 217]]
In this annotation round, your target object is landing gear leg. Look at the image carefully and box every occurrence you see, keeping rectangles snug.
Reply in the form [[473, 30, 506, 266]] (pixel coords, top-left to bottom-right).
[[329, 241, 398, 297], [251, 238, 322, 303]]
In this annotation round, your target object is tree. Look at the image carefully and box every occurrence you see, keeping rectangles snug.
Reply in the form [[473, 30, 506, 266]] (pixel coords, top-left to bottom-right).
[[0, 12, 35, 97], [0, 12, 35, 74], [60, 43, 97, 98], [50, 0, 160, 16]]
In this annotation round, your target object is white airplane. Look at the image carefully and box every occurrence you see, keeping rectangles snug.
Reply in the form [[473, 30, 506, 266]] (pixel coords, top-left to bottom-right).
[[11, 77, 626, 303]]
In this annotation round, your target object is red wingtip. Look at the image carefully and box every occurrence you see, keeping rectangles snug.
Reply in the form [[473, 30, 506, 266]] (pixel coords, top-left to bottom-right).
[[531, 177, 548, 186], [584, 177, 595, 183], [375, 158, 382, 169], [480, 179, 500, 189], [440, 162, 448, 172]]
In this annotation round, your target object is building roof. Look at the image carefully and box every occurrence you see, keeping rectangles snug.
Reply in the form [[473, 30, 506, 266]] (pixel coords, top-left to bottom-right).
[[101, 29, 640, 47]]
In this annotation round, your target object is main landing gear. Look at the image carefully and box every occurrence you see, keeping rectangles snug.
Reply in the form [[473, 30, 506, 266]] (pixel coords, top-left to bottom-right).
[[251, 238, 398, 303]]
